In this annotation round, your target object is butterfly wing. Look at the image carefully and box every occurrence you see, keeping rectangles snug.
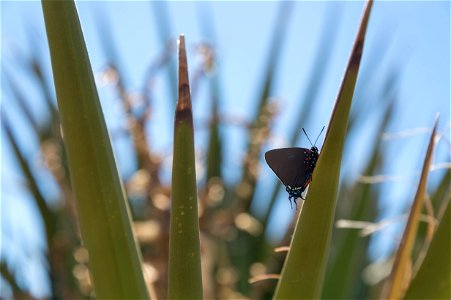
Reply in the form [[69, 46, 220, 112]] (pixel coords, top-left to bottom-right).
[[264, 147, 309, 188]]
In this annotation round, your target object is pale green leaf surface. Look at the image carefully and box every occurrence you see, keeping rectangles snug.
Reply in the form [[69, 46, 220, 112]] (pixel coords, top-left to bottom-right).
[[41, 1, 149, 298], [322, 103, 393, 299], [382, 116, 439, 300], [273, 1, 373, 299], [404, 202, 450, 299], [167, 35, 203, 300]]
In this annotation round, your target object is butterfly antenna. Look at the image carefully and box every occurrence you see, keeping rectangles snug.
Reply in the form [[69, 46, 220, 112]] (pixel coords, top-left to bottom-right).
[[314, 126, 325, 146], [302, 128, 314, 147]]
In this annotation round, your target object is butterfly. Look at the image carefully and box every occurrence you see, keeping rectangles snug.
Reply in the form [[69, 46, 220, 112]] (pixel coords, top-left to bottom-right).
[[265, 127, 324, 209]]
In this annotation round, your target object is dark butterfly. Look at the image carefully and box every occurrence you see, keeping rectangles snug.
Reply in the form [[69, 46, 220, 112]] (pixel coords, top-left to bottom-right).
[[265, 127, 324, 208]]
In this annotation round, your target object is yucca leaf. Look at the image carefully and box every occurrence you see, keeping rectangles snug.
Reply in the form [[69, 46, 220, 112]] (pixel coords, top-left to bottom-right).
[[196, 4, 223, 181], [1, 115, 54, 239], [206, 100, 223, 181], [381, 115, 439, 300], [2, 114, 63, 297], [412, 170, 450, 270], [404, 201, 450, 299], [41, 1, 149, 298], [6, 75, 40, 137], [273, 1, 373, 298], [167, 34, 203, 299], [29, 54, 59, 121], [322, 102, 393, 299], [430, 169, 451, 213]]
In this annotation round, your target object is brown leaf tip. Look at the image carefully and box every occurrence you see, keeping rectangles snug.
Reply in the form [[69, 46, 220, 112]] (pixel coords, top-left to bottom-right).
[[177, 34, 192, 113], [349, 0, 373, 68], [175, 34, 193, 124]]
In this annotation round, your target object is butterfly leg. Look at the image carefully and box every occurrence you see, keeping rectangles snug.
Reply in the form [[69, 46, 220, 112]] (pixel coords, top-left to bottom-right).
[[293, 198, 298, 210]]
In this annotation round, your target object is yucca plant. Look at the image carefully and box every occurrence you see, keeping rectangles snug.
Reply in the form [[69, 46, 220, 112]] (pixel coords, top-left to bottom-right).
[[1, 0, 449, 299]]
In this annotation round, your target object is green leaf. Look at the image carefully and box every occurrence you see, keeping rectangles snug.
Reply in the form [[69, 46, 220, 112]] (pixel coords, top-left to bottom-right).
[[167, 35, 203, 299], [273, 1, 373, 299], [1, 116, 54, 240], [6, 74, 40, 137], [41, 1, 149, 298], [381, 116, 439, 300], [206, 100, 223, 181], [322, 102, 393, 299], [404, 201, 450, 299]]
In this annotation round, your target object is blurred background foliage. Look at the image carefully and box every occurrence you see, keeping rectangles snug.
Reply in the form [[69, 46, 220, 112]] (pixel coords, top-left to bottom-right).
[[1, 1, 449, 299]]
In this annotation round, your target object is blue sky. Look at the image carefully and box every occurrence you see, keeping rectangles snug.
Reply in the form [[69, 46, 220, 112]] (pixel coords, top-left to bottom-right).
[[1, 0, 450, 297]]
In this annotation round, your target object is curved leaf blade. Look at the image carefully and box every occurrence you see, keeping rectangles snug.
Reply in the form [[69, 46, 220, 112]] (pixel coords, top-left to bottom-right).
[[382, 116, 440, 299], [167, 34, 203, 299], [404, 201, 450, 299], [273, 1, 373, 299], [41, 1, 149, 298]]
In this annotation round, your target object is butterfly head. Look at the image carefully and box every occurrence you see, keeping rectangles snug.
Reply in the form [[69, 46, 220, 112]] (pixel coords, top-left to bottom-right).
[[302, 127, 325, 153]]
